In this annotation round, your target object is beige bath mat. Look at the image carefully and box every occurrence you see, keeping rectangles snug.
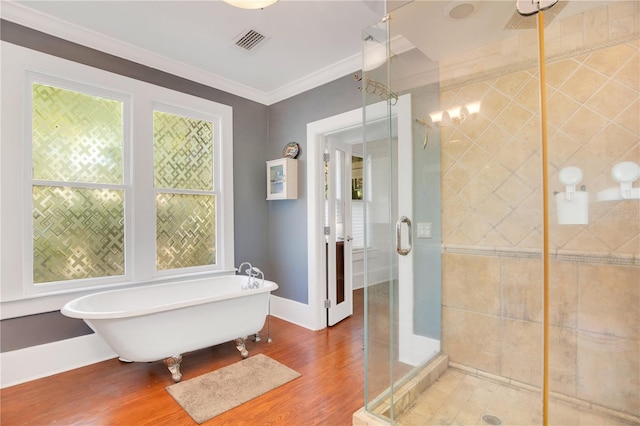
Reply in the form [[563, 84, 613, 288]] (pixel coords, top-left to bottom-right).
[[166, 354, 300, 424]]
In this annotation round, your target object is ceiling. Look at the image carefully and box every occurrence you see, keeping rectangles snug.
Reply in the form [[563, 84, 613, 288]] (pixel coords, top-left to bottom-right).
[[1, 1, 609, 105], [2, 0, 384, 105]]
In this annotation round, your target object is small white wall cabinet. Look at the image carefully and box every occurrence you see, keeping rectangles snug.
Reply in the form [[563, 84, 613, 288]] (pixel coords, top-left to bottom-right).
[[266, 158, 298, 200]]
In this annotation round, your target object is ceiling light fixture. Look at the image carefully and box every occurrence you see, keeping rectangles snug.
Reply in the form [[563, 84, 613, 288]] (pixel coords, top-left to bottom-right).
[[223, 0, 278, 10], [443, 1, 477, 20]]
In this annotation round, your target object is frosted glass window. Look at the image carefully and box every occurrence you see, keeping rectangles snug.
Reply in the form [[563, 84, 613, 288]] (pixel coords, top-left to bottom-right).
[[154, 110, 216, 270], [31, 83, 125, 285], [156, 193, 216, 270], [153, 111, 213, 190], [32, 83, 123, 184], [33, 186, 125, 283]]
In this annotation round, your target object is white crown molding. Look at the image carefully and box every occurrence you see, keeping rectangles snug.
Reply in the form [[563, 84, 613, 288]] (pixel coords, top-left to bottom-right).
[[267, 34, 415, 105], [266, 52, 363, 105], [0, 1, 370, 106], [0, 2, 272, 104]]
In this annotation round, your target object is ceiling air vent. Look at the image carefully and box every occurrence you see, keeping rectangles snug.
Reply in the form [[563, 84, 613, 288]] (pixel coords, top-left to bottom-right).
[[235, 29, 266, 51]]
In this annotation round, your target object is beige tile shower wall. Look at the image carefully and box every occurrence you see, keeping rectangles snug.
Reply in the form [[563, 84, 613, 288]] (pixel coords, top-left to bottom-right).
[[440, 3, 639, 256], [442, 253, 640, 416], [439, 3, 639, 418]]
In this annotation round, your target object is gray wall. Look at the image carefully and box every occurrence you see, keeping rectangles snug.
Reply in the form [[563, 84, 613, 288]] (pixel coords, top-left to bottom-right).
[[1, 311, 93, 352], [266, 75, 363, 303], [0, 20, 269, 350]]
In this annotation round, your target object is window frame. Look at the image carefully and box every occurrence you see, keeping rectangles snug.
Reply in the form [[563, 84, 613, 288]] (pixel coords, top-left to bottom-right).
[[151, 102, 222, 276], [27, 73, 133, 292], [1, 42, 234, 314]]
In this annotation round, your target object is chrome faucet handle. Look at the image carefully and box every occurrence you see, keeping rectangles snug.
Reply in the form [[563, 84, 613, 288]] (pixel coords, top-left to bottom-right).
[[250, 267, 264, 288], [237, 262, 252, 275]]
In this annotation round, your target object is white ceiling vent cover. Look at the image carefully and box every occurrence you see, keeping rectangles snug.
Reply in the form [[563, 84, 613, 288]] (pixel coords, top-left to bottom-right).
[[235, 29, 267, 50]]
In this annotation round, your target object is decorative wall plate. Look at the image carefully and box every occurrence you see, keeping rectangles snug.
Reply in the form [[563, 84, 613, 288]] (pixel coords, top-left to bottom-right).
[[283, 142, 299, 158]]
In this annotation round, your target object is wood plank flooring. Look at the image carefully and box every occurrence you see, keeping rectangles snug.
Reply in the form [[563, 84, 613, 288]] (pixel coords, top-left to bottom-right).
[[1, 290, 365, 426]]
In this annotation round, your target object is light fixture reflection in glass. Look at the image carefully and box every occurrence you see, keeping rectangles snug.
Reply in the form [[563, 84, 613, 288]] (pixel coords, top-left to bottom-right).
[[465, 101, 481, 116], [425, 101, 481, 127], [447, 106, 462, 123], [429, 111, 444, 124], [223, 0, 278, 9]]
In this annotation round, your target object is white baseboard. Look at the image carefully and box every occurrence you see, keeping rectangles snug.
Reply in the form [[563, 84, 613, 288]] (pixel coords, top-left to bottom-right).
[[353, 272, 364, 290], [368, 267, 393, 287], [269, 294, 321, 331], [1, 333, 117, 388]]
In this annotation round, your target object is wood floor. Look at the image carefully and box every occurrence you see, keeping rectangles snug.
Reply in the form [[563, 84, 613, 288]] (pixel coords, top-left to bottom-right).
[[1, 290, 365, 426]]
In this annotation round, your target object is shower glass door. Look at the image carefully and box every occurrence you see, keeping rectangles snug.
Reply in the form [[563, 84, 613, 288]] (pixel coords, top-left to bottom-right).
[[363, 1, 545, 423], [362, 16, 443, 421]]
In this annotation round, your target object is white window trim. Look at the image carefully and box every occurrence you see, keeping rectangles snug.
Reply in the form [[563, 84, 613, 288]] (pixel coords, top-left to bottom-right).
[[150, 102, 224, 278], [0, 41, 234, 318], [26, 72, 134, 294]]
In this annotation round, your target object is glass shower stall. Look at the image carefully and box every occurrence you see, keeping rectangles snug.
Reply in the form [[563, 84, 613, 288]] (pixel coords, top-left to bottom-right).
[[360, 1, 639, 424]]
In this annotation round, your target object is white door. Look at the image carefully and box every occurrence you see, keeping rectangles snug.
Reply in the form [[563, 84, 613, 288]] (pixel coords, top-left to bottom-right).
[[325, 138, 353, 326]]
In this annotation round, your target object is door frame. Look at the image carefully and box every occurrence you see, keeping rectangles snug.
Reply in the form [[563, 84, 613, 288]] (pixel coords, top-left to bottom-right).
[[306, 95, 411, 330], [307, 109, 362, 330]]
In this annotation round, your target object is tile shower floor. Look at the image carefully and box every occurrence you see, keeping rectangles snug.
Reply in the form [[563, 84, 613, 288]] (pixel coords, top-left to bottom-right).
[[396, 368, 637, 426]]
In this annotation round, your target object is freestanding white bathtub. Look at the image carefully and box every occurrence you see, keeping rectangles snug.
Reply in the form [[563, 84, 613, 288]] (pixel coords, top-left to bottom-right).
[[61, 274, 277, 382]]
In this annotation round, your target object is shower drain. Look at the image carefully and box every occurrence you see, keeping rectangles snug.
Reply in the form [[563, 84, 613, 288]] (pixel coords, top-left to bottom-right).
[[481, 414, 503, 425]]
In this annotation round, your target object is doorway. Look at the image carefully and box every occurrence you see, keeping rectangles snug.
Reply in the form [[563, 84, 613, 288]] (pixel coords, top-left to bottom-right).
[[307, 107, 376, 330], [306, 95, 415, 331]]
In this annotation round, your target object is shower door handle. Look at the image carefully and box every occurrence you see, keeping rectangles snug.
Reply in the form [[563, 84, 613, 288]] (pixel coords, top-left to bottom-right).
[[396, 216, 412, 256]]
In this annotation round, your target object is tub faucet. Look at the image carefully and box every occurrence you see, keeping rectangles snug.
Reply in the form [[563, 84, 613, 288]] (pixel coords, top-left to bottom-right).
[[237, 262, 252, 289], [237, 262, 252, 276], [237, 262, 264, 289]]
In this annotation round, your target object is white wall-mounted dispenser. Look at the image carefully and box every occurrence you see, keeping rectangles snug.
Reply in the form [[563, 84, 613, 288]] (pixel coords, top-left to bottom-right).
[[555, 166, 589, 225], [596, 161, 640, 201]]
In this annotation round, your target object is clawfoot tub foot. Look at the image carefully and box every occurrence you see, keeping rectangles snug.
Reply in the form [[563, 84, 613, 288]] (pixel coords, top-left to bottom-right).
[[164, 355, 183, 382], [234, 337, 249, 358]]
